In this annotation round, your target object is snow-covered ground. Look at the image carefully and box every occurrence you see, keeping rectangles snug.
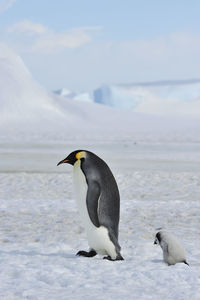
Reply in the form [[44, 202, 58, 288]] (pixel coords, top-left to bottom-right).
[[0, 142, 200, 300]]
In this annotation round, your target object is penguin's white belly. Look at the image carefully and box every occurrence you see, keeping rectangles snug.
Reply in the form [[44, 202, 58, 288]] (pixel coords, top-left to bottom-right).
[[73, 161, 116, 259]]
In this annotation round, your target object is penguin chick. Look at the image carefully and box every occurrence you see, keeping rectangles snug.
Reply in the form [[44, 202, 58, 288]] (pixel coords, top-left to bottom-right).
[[57, 150, 124, 261], [154, 231, 189, 266]]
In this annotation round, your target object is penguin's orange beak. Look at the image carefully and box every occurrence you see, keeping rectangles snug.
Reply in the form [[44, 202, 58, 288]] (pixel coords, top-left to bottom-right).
[[57, 159, 69, 166]]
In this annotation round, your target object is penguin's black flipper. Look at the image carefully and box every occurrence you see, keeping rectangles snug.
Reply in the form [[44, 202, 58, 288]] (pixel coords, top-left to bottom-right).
[[86, 180, 100, 227]]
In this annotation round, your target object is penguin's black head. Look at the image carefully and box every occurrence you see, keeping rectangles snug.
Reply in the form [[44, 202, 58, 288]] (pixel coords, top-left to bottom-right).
[[57, 150, 86, 166], [154, 232, 162, 245]]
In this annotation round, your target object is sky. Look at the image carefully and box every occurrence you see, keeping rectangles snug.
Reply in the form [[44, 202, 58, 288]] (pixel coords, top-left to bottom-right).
[[0, 0, 200, 92]]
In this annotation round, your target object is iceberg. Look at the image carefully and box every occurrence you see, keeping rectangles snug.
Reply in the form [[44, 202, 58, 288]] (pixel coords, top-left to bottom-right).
[[93, 81, 200, 115]]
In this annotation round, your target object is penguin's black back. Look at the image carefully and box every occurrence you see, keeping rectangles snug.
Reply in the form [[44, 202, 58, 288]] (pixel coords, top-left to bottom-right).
[[80, 151, 120, 238]]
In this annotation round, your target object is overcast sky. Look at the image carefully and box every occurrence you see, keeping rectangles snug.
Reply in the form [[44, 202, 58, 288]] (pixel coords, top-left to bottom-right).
[[0, 0, 200, 92]]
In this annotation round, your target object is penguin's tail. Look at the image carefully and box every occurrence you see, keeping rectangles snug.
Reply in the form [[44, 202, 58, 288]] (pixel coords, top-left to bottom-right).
[[183, 260, 189, 266]]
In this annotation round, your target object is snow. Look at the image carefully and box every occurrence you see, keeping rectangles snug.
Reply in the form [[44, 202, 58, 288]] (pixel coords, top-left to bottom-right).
[[0, 44, 63, 125], [0, 44, 200, 299], [1, 43, 200, 144], [54, 88, 76, 98], [0, 142, 200, 299], [54, 88, 93, 103]]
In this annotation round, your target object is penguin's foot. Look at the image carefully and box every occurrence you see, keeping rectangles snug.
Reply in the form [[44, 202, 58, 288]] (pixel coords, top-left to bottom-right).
[[116, 254, 124, 261], [76, 249, 97, 257], [103, 255, 112, 261], [103, 254, 124, 261]]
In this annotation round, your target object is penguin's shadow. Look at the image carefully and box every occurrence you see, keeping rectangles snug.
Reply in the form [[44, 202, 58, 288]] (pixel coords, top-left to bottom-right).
[[151, 259, 163, 264]]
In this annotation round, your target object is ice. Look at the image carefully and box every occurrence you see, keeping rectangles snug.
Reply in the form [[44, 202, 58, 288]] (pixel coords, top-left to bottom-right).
[[93, 81, 200, 115], [54, 88, 93, 103], [55, 80, 200, 116]]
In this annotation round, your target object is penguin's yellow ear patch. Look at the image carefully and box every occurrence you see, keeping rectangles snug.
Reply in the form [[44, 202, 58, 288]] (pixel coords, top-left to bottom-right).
[[76, 151, 86, 160]]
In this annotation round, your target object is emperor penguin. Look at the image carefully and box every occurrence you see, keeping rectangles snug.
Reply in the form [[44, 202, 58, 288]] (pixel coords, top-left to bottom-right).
[[57, 150, 124, 261], [154, 231, 189, 266]]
